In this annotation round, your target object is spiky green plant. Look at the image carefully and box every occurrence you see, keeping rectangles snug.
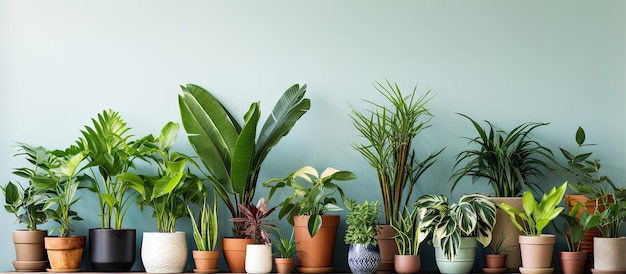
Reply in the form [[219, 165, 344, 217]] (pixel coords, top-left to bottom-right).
[[187, 196, 219, 251], [391, 205, 423, 256], [451, 113, 554, 197]]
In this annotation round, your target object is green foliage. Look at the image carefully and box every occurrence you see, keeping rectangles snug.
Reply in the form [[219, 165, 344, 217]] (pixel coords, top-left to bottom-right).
[[344, 199, 381, 246], [230, 198, 276, 244], [451, 113, 555, 197], [351, 80, 443, 224], [498, 182, 567, 236], [2, 144, 53, 230], [178, 83, 310, 237], [263, 166, 357, 237], [391, 205, 424, 255], [415, 193, 496, 261], [269, 227, 297, 258], [555, 203, 600, 251], [187, 196, 219, 251], [133, 122, 208, 233], [79, 109, 154, 229]]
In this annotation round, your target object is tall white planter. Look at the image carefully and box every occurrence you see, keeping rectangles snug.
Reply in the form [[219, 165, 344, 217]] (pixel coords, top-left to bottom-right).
[[141, 232, 188, 273], [593, 237, 626, 271], [245, 244, 272, 273]]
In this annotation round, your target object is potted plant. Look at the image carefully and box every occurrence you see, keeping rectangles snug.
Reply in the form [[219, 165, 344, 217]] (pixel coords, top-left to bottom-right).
[[128, 122, 207, 273], [270, 227, 297, 274], [263, 165, 357, 272], [391, 205, 425, 274], [498, 182, 568, 272], [587, 187, 626, 272], [450, 113, 555, 270], [350, 80, 444, 271], [2, 144, 52, 272], [33, 145, 91, 272], [555, 203, 600, 274], [187, 196, 219, 273], [415, 193, 497, 274], [344, 199, 382, 274], [482, 232, 512, 274], [231, 198, 277, 274], [79, 109, 153, 271]]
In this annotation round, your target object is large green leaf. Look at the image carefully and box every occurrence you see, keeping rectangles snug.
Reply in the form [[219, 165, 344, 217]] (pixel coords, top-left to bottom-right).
[[231, 102, 260, 197]]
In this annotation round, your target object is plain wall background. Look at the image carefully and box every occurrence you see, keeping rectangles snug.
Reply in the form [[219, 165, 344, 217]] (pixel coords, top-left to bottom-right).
[[1, 1, 624, 272]]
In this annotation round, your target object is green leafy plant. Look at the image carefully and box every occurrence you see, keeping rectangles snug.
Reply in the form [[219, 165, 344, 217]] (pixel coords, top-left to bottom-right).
[[451, 113, 555, 197], [2, 144, 53, 230], [263, 166, 357, 237], [344, 199, 381, 246], [589, 188, 626, 238], [129, 122, 207, 233], [178, 83, 310, 238], [79, 109, 153, 229], [554, 203, 600, 252], [485, 231, 512, 254], [415, 193, 496, 261], [498, 182, 568, 236], [33, 146, 92, 237], [230, 198, 276, 245], [351, 80, 443, 225], [269, 227, 297, 258], [187, 195, 219, 251], [391, 205, 424, 256]]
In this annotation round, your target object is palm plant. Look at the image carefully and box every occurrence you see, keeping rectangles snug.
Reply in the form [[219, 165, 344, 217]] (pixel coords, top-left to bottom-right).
[[269, 227, 297, 258], [351, 80, 443, 224], [415, 193, 496, 261], [179, 83, 309, 237], [79, 109, 153, 229], [451, 113, 554, 197]]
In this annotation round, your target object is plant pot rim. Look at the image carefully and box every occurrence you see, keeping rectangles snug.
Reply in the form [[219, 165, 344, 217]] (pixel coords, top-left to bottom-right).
[[89, 228, 136, 231]]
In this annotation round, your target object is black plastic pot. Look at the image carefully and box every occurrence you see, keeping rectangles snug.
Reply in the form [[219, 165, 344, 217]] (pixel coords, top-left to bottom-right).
[[89, 228, 136, 271]]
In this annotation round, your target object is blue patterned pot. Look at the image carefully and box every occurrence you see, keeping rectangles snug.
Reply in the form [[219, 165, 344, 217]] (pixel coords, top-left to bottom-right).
[[348, 243, 381, 274]]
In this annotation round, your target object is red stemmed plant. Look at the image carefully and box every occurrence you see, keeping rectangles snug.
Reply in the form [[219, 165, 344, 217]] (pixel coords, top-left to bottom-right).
[[231, 198, 277, 245]]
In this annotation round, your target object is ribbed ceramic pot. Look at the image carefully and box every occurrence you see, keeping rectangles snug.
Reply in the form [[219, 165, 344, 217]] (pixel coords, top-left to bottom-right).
[[141, 232, 187, 273], [348, 243, 381, 274], [434, 236, 476, 274]]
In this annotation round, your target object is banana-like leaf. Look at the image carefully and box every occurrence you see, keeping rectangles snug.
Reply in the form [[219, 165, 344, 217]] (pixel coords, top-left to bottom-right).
[[231, 103, 259, 196]]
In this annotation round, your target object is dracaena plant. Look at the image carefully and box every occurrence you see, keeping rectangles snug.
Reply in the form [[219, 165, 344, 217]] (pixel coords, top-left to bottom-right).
[[351, 80, 444, 225], [451, 113, 555, 197], [498, 182, 567, 236], [2, 144, 54, 230], [179, 83, 310, 238], [230, 198, 277, 245], [415, 193, 496, 261], [263, 166, 357, 237]]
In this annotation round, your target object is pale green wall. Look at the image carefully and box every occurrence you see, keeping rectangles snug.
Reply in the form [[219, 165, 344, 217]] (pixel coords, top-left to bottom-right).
[[1, 0, 624, 272]]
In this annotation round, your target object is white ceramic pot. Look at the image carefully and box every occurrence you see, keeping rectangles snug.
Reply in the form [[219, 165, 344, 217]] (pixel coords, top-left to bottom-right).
[[245, 244, 272, 273], [141, 232, 187, 273], [593, 237, 626, 271]]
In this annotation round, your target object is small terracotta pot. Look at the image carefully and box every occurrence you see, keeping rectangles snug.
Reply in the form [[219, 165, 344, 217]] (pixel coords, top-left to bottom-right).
[[44, 235, 85, 271], [275, 257, 295, 274], [485, 254, 507, 269], [375, 225, 398, 271], [193, 250, 219, 271], [222, 238, 253, 273], [560, 251, 587, 274], [394, 254, 420, 274]]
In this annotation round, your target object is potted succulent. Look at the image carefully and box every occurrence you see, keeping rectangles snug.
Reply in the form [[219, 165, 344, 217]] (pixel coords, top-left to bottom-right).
[[129, 122, 207, 273], [351, 80, 444, 271], [555, 203, 600, 274], [415, 193, 497, 274], [269, 227, 297, 274], [450, 113, 555, 269], [33, 145, 91, 272], [344, 199, 382, 274], [231, 198, 277, 274], [391, 205, 425, 274], [187, 196, 219, 273], [2, 144, 52, 272], [79, 109, 153, 271], [498, 182, 568, 272], [263, 165, 357, 272]]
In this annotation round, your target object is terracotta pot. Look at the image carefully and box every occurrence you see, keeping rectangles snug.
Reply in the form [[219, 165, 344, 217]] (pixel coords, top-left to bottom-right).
[[560, 251, 587, 274], [394, 254, 420, 274], [593, 237, 626, 271], [519, 234, 556, 269], [192, 250, 219, 271], [485, 254, 507, 269], [275, 258, 295, 274], [222, 237, 253, 273], [44, 235, 85, 271], [375, 225, 398, 271], [487, 197, 524, 271], [13, 229, 47, 263], [293, 214, 339, 269]]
